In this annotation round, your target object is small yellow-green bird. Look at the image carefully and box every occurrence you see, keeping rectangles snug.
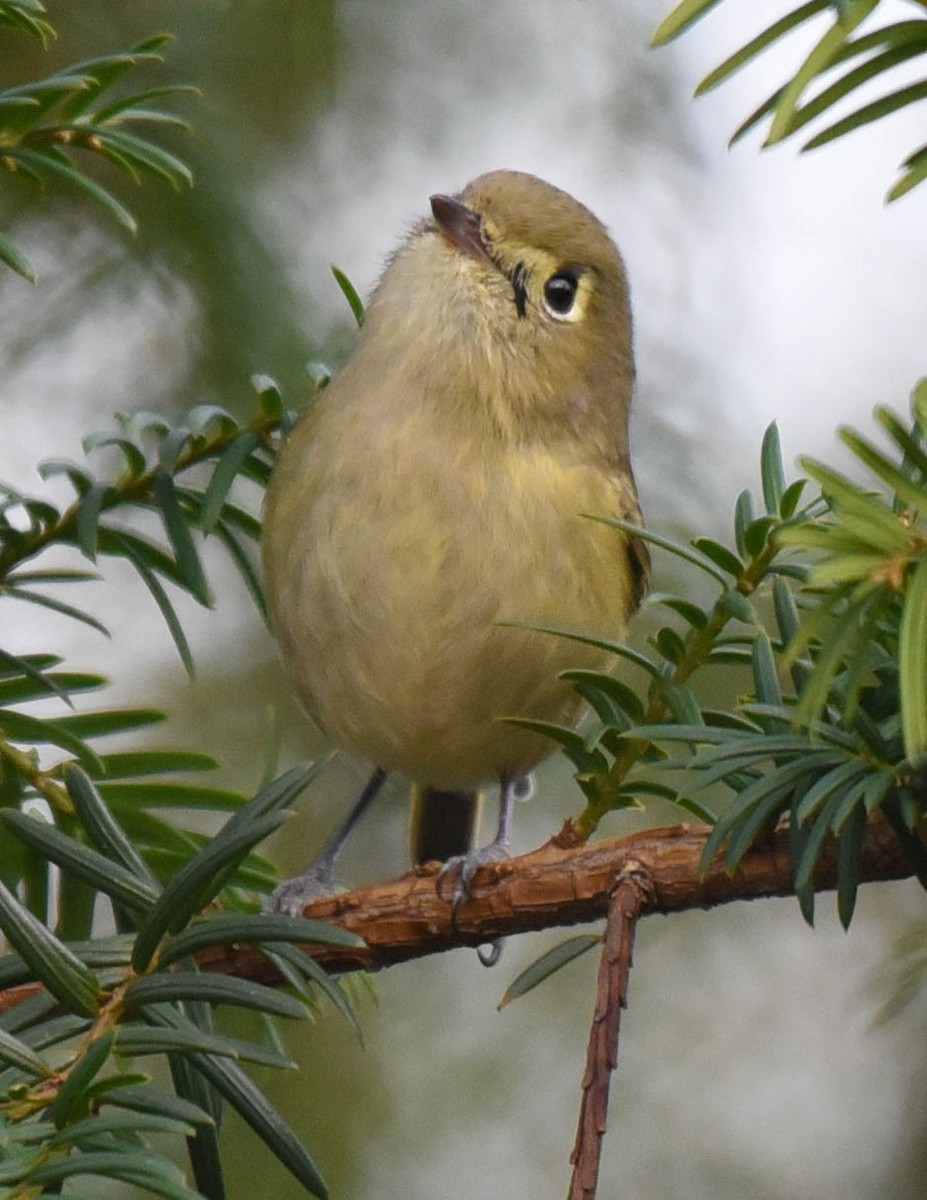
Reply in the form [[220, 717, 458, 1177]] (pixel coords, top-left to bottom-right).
[[263, 170, 648, 915]]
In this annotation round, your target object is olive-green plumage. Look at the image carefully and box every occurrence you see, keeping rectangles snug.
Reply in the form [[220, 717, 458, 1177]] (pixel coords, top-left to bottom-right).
[[262, 170, 647, 896]]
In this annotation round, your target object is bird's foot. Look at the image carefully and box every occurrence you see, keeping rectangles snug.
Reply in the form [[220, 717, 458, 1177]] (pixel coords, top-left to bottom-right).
[[263, 864, 337, 917], [437, 839, 510, 908]]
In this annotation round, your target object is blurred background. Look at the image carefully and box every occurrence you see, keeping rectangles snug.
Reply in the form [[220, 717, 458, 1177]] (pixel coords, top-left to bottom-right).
[[3, 1, 927, 1196]]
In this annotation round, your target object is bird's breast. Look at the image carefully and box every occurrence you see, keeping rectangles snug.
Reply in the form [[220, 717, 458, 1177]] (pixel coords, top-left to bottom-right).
[[264, 404, 637, 788]]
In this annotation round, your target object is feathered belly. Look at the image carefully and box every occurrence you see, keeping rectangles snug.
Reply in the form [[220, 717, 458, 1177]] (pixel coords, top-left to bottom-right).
[[266, 444, 637, 789]]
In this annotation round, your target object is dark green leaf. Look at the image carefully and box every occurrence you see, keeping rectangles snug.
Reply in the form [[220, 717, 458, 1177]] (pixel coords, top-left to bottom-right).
[[64, 764, 159, 887], [767, 0, 879, 144], [698, 733, 848, 766], [0, 878, 99, 1016], [744, 515, 777, 558], [109, 530, 195, 677], [889, 147, 927, 202], [790, 791, 816, 925], [169, 1053, 227, 1200], [100, 1084, 214, 1126], [92, 126, 193, 188], [0, 1024, 51, 1078], [82, 431, 146, 475], [628, 723, 740, 746], [181, 1052, 328, 1199], [151, 472, 211, 606], [654, 626, 686, 665], [253, 373, 283, 416], [670, 793, 718, 824], [787, 25, 927, 138], [722, 777, 801, 870], [12, 147, 137, 232], [331, 264, 365, 326], [794, 790, 847, 893], [38, 458, 92, 493], [0, 651, 89, 708], [89, 750, 218, 778], [588, 514, 730, 583], [260, 942, 361, 1037], [646, 592, 708, 629], [838, 800, 869, 929], [560, 668, 645, 724], [751, 631, 782, 707], [805, 79, 927, 151], [718, 589, 755, 624], [93, 82, 200, 125], [115, 1023, 246, 1061], [76, 483, 114, 560], [210, 762, 327, 837], [48, 1030, 114, 1127], [502, 621, 661, 678], [692, 537, 743, 577], [899, 553, 927, 762], [694, 1, 830, 93], [4, 585, 110, 636], [0, 708, 102, 772], [158, 913, 363, 968], [498, 934, 600, 1008], [652, 0, 723, 46], [27, 1151, 204, 1200], [0, 651, 61, 678], [779, 478, 809, 519], [199, 431, 261, 533], [214, 521, 266, 619], [773, 576, 801, 648], [0, 808, 158, 910], [99, 781, 247, 811], [760, 423, 786, 513], [860, 771, 894, 814], [55, 707, 165, 738], [0, 227, 36, 282], [45, 1109, 197, 1149], [126, 971, 307, 1019], [838, 427, 927, 513], [502, 717, 608, 774], [132, 812, 288, 972], [876, 402, 927, 479], [734, 488, 755, 558], [701, 756, 829, 869], [797, 593, 883, 729], [664, 684, 703, 725], [0, 670, 102, 713]]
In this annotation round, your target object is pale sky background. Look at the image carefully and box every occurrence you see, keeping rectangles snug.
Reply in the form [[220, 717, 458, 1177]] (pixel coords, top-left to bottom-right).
[[2, 3, 927, 1197]]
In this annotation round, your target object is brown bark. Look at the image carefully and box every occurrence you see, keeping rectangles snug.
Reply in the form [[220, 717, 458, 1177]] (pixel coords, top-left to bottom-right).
[[0, 815, 913, 1018], [568, 864, 653, 1200], [205, 813, 911, 982]]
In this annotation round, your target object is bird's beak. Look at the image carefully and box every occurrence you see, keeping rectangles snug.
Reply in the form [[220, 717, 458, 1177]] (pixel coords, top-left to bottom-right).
[[429, 194, 495, 268]]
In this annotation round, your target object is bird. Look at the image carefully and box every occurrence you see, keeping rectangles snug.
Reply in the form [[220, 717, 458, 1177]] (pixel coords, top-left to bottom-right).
[[262, 169, 648, 917]]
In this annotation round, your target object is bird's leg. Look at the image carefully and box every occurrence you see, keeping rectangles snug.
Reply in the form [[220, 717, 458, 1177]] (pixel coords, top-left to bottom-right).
[[264, 766, 389, 916], [439, 773, 528, 908]]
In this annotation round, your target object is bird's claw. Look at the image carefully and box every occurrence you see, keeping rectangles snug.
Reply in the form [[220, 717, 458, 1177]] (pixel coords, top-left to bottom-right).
[[263, 866, 336, 917], [438, 841, 510, 907]]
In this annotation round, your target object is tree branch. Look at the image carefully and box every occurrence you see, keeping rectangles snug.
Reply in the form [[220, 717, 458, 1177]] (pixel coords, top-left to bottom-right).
[[206, 813, 913, 981], [568, 863, 652, 1200], [0, 815, 915, 1020]]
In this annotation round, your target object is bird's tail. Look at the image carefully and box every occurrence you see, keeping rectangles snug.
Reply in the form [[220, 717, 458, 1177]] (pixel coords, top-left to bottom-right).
[[408, 786, 483, 865]]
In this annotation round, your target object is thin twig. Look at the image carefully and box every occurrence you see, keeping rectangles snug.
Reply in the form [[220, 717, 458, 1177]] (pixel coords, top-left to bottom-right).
[[569, 862, 653, 1200]]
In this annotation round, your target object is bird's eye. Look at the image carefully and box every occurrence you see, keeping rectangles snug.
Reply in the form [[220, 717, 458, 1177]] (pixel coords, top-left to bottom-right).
[[543, 271, 579, 318]]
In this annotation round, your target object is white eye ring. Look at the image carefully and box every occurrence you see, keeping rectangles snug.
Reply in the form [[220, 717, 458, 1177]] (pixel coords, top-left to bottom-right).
[[542, 271, 580, 321]]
